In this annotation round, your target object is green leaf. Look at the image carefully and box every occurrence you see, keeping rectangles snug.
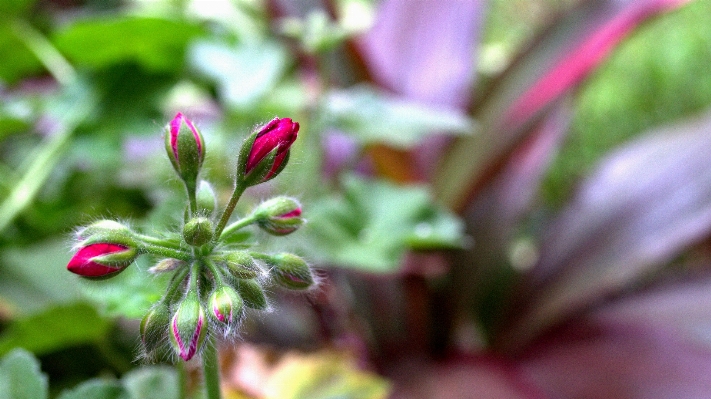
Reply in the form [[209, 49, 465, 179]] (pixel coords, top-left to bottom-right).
[[189, 39, 288, 109], [0, 0, 36, 19], [56, 379, 126, 399], [0, 349, 48, 399], [0, 240, 81, 315], [319, 85, 473, 148], [305, 175, 464, 272], [0, 302, 110, 357], [0, 23, 44, 92], [122, 366, 179, 399], [53, 16, 204, 73]]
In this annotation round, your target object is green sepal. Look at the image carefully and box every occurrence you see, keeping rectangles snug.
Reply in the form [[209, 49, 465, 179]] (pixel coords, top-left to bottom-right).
[[213, 251, 261, 279], [262, 253, 314, 290], [234, 279, 267, 310], [90, 247, 139, 266], [140, 302, 172, 362], [208, 285, 243, 326]]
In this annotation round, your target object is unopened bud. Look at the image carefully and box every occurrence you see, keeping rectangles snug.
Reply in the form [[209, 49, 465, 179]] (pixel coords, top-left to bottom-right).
[[67, 243, 138, 280], [164, 112, 205, 186], [149, 258, 185, 274], [252, 197, 304, 236], [209, 285, 243, 326], [170, 290, 207, 361], [140, 303, 171, 360], [183, 217, 214, 247], [214, 251, 261, 279], [235, 279, 268, 310], [263, 253, 314, 290], [236, 117, 299, 186]]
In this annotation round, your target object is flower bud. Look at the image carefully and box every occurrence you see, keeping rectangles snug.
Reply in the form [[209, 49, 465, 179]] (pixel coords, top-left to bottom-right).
[[235, 279, 268, 310], [183, 217, 214, 247], [67, 243, 138, 280], [209, 285, 243, 326], [164, 112, 205, 186], [196, 180, 217, 217], [252, 197, 304, 236], [149, 258, 186, 274], [170, 290, 207, 361], [264, 253, 314, 290], [237, 117, 299, 185], [214, 251, 261, 279], [140, 303, 171, 360]]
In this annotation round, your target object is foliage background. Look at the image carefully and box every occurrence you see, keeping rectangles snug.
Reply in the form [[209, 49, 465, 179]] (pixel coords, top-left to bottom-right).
[[1, 0, 711, 398]]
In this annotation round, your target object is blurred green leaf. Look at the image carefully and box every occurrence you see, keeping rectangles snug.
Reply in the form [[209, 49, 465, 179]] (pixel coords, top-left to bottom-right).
[[0, 302, 110, 357], [320, 85, 473, 148], [0, 23, 44, 85], [122, 366, 179, 399], [0, 240, 80, 314], [0, 0, 36, 19], [189, 39, 288, 109], [53, 16, 203, 73], [0, 349, 48, 399], [79, 256, 169, 319], [56, 379, 125, 399], [305, 175, 464, 272]]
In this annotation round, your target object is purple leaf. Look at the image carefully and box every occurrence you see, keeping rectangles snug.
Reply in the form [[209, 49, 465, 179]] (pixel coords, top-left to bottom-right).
[[500, 110, 711, 351], [434, 0, 692, 211], [357, 0, 485, 108], [520, 275, 711, 399]]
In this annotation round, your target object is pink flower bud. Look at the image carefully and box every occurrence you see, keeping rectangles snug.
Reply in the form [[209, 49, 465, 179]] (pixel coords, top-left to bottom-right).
[[253, 197, 304, 236], [170, 291, 207, 361], [209, 285, 243, 326], [67, 243, 137, 280], [164, 112, 205, 185], [240, 118, 299, 183]]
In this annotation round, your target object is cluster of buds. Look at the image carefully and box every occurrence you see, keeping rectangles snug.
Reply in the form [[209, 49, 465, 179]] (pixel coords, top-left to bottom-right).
[[67, 114, 314, 362]]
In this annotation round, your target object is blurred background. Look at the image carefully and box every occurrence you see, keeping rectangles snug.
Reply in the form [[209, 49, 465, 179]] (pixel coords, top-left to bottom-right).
[[1, 0, 711, 398]]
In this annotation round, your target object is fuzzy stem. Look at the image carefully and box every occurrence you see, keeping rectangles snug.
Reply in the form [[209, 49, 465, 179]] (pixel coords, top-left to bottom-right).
[[214, 183, 247, 239], [201, 336, 221, 399], [135, 233, 182, 250], [219, 215, 257, 239], [177, 361, 188, 399], [140, 244, 192, 261], [203, 258, 224, 286], [163, 266, 191, 304], [186, 179, 198, 217]]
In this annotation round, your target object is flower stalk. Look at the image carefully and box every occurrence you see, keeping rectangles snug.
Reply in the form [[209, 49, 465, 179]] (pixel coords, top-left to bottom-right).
[[67, 113, 311, 399]]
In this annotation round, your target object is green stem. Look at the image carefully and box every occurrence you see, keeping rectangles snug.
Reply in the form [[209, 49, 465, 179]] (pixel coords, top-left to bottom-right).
[[214, 183, 247, 239], [190, 261, 200, 292], [177, 361, 188, 399], [186, 180, 197, 216], [219, 215, 257, 239], [135, 233, 182, 250], [12, 19, 77, 85], [141, 243, 192, 261], [163, 266, 191, 304], [203, 258, 224, 286], [0, 101, 89, 233], [201, 336, 222, 399]]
